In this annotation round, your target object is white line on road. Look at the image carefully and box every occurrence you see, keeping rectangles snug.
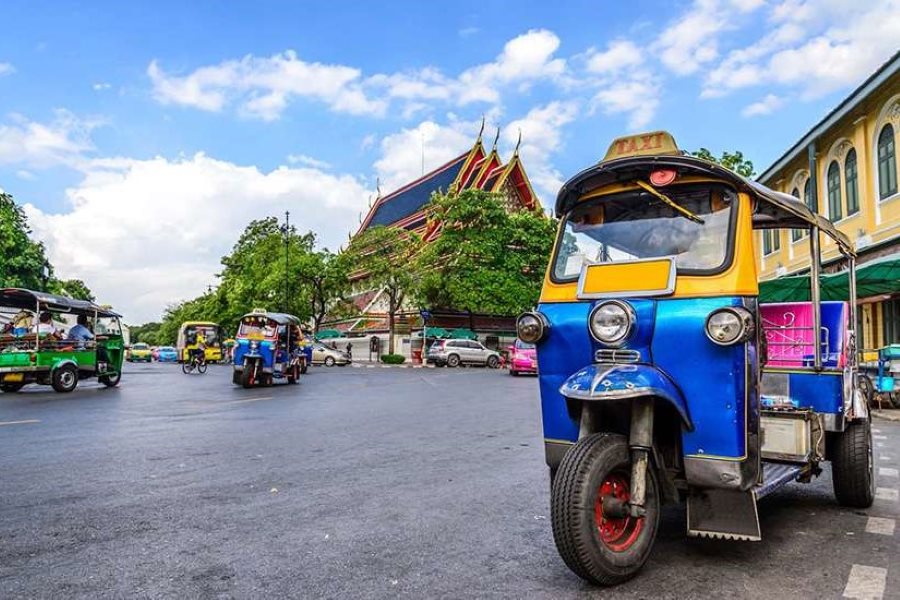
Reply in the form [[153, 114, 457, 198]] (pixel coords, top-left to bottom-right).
[[843, 564, 886, 599], [0, 419, 40, 427], [875, 488, 898, 502], [224, 396, 273, 406], [879, 467, 899, 477], [876, 442, 885, 448], [880, 455, 894, 462], [865, 517, 896, 536], [873, 428, 882, 433], [873, 434, 887, 440]]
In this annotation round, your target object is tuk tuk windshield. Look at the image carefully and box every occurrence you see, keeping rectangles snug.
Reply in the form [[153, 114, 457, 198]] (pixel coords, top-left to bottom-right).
[[553, 185, 735, 281], [238, 317, 277, 339]]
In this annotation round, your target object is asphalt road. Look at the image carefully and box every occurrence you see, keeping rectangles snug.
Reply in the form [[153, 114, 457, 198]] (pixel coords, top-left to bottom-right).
[[1, 363, 899, 599]]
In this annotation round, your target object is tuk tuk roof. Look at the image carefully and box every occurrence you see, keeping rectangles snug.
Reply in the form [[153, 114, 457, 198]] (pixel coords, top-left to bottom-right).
[[239, 311, 301, 326], [0, 288, 121, 317], [554, 154, 855, 257]]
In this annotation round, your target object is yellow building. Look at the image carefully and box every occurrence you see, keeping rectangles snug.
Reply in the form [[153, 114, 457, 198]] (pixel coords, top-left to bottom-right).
[[757, 50, 900, 350]]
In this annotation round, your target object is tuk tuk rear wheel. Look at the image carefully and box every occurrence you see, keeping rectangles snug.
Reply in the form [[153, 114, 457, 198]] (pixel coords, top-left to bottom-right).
[[0, 382, 25, 393], [300, 361, 308, 375], [51, 364, 79, 393], [551, 432, 659, 586], [99, 371, 121, 387], [832, 419, 875, 508]]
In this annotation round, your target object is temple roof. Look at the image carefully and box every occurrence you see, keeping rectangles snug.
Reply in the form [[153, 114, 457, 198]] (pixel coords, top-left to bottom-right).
[[360, 152, 470, 233]]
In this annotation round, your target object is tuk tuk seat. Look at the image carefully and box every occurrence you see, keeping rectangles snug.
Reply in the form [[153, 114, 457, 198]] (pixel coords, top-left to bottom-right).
[[760, 301, 848, 369]]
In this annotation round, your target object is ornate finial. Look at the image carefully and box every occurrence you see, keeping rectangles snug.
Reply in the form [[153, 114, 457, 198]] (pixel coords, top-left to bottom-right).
[[492, 126, 500, 150], [376, 177, 382, 198], [358, 211, 362, 224], [476, 115, 485, 142], [514, 128, 522, 156]]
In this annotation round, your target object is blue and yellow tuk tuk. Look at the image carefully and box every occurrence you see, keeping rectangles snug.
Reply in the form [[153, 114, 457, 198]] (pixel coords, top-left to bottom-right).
[[232, 310, 307, 388], [518, 132, 872, 585]]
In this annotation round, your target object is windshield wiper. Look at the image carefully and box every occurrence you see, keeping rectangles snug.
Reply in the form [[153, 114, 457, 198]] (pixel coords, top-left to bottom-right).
[[635, 180, 705, 225]]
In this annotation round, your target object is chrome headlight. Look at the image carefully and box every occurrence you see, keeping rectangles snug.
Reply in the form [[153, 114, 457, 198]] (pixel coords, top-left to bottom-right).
[[589, 301, 634, 345], [517, 312, 548, 344], [705, 307, 754, 346]]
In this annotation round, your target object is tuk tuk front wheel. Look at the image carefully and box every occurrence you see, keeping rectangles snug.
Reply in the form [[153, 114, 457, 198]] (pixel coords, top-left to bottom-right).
[[241, 364, 256, 388], [51, 364, 79, 393], [551, 432, 659, 586], [300, 359, 308, 375], [831, 419, 875, 508]]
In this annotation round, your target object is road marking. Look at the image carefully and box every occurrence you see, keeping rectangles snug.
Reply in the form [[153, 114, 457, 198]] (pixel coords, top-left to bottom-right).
[[224, 396, 273, 406], [879, 467, 899, 477], [865, 517, 895, 536], [843, 564, 886, 599], [873, 427, 882, 433], [880, 455, 894, 462], [876, 442, 884, 448], [875, 488, 898, 502], [0, 419, 40, 427], [873, 434, 887, 440]]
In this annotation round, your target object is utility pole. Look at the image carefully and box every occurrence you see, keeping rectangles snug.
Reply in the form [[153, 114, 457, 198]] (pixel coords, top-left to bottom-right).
[[283, 210, 291, 313]]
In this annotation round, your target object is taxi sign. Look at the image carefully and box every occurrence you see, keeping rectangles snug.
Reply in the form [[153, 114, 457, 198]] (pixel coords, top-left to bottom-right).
[[602, 131, 680, 163]]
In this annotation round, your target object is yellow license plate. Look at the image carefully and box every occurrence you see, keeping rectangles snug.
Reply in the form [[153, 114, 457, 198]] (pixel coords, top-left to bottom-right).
[[3, 373, 24, 382]]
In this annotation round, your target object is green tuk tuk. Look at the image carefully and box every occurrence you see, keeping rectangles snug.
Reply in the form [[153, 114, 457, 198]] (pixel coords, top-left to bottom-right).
[[0, 288, 125, 393]]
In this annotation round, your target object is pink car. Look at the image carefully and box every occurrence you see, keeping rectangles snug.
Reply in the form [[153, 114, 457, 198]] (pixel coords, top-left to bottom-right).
[[508, 339, 538, 376]]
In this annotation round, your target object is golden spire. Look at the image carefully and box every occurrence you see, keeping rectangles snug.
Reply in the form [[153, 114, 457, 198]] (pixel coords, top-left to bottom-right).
[[476, 115, 485, 144], [513, 129, 522, 157], [492, 126, 500, 151]]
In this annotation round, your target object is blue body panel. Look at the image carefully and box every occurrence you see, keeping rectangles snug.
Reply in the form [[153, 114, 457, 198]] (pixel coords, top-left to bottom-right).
[[537, 296, 752, 460], [787, 372, 843, 414], [233, 338, 275, 369]]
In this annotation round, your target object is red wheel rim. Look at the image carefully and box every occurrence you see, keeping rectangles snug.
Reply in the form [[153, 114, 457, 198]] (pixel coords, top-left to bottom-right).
[[594, 472, 644, 552]]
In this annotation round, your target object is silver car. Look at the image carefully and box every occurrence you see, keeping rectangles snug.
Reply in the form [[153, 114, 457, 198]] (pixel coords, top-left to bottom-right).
[[426, 339, 500, 368]]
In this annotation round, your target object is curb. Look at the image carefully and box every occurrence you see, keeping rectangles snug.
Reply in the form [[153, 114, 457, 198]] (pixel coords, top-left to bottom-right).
[[872, 409, 900, 422], [351, 363, 436, 369]]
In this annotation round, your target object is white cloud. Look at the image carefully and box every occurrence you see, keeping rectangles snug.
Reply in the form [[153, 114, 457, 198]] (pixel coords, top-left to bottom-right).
[[25, 154, 371, 323], [742, 93, 785, 117], [503, 101, 579, 204], [0, 62, 14, 77], [591, 74, 660, 130], [16, 169, 35, 180], [92, 82, 112, 91], [148, 51, 386, 120], [458, 27, 480, 37], [585, 40, 644, 74], [0, 110, 98, 168], [653, 0, 731, 75], [702, 0, 900, 98], [286, 154, 330, 169], [374, 120, 476, 192]]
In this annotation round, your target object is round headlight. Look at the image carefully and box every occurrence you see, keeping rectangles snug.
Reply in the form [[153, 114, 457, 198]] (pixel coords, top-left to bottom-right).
[[589, 301, 634, 345], [517, 312, 548, 344], [250, 340, 259, 351], [705, 307, 754, 346]]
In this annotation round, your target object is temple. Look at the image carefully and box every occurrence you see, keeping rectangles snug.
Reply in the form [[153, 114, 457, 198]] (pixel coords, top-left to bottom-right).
[[322, 127, 541, 346]]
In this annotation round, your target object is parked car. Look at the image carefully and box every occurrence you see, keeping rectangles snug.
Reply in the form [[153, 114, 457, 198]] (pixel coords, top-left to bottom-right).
[[312, 343, 351, 367], [508, 339, 537, 375], [128, 342, 153, 362], [426, 339, 500, 368], [157, 346, 178, 363]]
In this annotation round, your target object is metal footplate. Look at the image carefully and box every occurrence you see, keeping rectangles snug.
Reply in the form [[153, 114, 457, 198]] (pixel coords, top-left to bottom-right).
[[687, 462, 805, 541], [687, 488, 761, 541]]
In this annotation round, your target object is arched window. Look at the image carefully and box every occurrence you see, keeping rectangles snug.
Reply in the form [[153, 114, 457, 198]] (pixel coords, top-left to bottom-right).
[[845, 149, 859, 215], [827, 161, 842, 221], [791, 186, 802, 241], [878, 124, 897, 199], [804, 178, 815, 212]]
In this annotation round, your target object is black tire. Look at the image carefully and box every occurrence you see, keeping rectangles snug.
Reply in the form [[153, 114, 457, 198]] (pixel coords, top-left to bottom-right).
[[287, 364, 299, 384], [889, 392, 900, 409], [181, 361, 192, 374], [832, 419, 875, 508], [0, 382, 25, 393], [241, 364, 255, 389], [486, 355, 499, 369], [197, 362, 207, 374], [300, 361, 308, 375], [447, 354, 460, 368], [99, 371, 121, 387], [51, 364, 79, 394], [510, 369, 519, 376], [324, 356, 336, 367], [551, 433, 660, 586]]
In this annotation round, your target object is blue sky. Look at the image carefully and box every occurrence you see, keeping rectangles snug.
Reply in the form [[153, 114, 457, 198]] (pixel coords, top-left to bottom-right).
[[1, 0, 897, 322]]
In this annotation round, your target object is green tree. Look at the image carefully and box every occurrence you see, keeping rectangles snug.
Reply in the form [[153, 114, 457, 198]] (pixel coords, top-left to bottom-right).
[[344, 225, 421, 354], [692, 148, 756, 178], [0, 191, 53, 289], [296, 249, 351, 334], [51, 279, 95, 302], [413, 189, 555, 316], [129, 321, 163, 345]]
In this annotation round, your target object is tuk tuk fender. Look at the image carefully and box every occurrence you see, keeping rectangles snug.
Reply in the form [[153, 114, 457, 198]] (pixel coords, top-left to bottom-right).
[[50, 358, 79, 373], [559, 363, 693, 431]]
